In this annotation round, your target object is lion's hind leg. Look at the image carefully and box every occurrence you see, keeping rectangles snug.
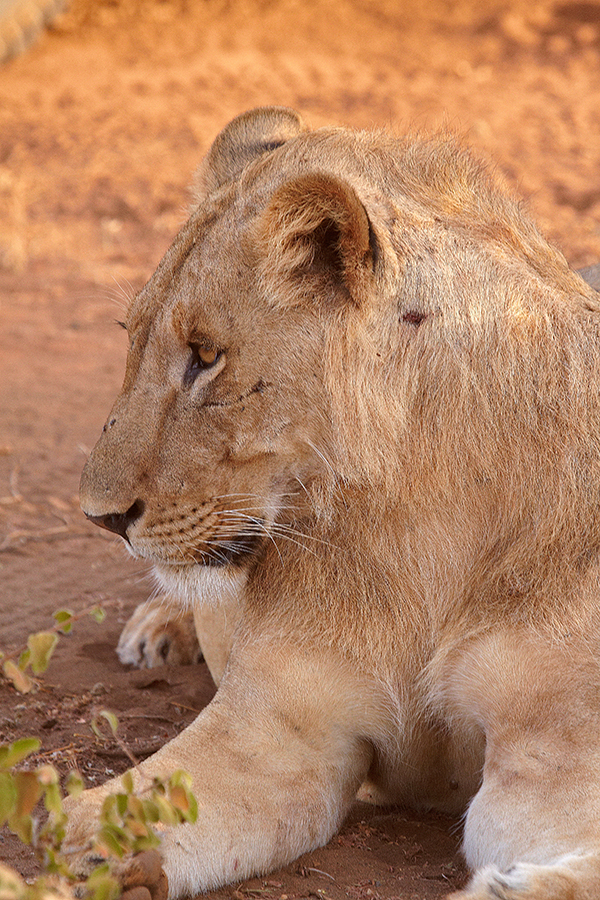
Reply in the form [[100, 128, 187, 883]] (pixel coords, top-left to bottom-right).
[[451, 854, 600, 900], [441, 628, 600, 900]]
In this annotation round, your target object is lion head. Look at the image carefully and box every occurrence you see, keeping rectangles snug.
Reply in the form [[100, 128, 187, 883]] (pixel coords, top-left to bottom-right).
[[81, 106, 600, 613]]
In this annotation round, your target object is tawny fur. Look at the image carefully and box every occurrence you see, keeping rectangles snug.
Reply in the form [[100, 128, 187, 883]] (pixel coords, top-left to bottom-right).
[[65, 107, 600, 900]]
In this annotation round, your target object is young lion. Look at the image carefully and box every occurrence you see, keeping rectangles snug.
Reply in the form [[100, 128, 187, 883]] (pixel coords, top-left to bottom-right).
[[65, 107, 600, 900]]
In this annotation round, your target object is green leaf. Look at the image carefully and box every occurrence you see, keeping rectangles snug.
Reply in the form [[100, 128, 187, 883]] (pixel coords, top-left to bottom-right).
[[121, 769, 134, 794], [3, 660, 33, 694], [153, 794, 179, 826], [0, 738, 41, 769], [187, 790, 198, 824], [13, 771, 42, 817], [101, 710, 118, 736], [27, 632, 58, 675], [92, 710, 119, 739], [94, 823, 129, 858], [100, 794, 119, 825], [115, 792, 127, 818], [169, 769, 193, 789], [17, 649, 30, 670], [89, 606, 106, 624], [131, 830, 160, 853], [85, 864, 121, 900], [141, 798, 160, 823], [0, 771, 17, 825], [85, 861, 111, 879], [42, 781, 63, 816], [53, 608, 74, 634], [65, 769, 84, 798]]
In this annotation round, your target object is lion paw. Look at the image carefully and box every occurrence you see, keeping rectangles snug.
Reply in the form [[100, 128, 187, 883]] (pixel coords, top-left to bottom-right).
[[73, 851, 167, 900], [449, 861, 578, 900], [117, 596, 201, 668], [448, 866, 527, 900], [117, 850, 168, 900]]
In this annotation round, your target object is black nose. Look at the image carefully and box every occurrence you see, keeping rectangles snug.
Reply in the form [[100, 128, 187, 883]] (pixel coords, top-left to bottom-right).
[[85, 500, 145, 541]]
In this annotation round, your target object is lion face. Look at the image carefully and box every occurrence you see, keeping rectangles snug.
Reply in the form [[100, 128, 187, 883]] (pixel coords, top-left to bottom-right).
[[80, 196, 330, 579], [81, 108, 386, 589]]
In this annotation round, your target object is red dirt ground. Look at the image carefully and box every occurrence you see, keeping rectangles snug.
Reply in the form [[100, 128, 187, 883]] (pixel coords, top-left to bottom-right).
[[0, 0, 599, 896]]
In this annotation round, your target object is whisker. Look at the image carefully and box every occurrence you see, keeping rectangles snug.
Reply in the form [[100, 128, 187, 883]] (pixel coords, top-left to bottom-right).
[[269, 523, 337, 551], [111, 275, 137, 307], [217, 512, 332, 559], [211, 512, 284, 564], [306, 440, 338, 482], [140, 490, 340, 569], [294, 474, 312, 503]]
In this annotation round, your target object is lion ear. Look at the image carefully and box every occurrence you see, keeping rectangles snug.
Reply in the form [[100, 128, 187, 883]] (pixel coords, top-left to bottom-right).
[[194, 106, 307, 200], [258, 172, 376, 308]]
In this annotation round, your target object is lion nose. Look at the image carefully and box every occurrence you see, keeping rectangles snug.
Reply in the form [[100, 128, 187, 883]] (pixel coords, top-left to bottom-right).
[[85, 500, 145, 541]]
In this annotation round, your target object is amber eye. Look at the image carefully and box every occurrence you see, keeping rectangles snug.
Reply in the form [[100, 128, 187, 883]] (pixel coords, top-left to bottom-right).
[[184, 342, 222, 387], [198, 345, 219, 366]]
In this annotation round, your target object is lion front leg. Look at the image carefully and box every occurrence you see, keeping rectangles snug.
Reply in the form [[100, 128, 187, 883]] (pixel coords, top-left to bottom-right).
[[442, 629, 600, 900], [64, 644, 374, 898]]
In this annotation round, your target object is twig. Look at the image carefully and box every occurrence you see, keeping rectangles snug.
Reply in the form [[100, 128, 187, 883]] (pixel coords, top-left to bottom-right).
[[169, 700, 202, 714], [1, 599, 115, 665], [306, 868, 336, 882], [0, 525, 95, 552]]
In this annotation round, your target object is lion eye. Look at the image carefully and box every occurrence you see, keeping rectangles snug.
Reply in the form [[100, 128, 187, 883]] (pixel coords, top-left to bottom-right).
[[198, 345, 219, 366], [184, 342, 222, 387]]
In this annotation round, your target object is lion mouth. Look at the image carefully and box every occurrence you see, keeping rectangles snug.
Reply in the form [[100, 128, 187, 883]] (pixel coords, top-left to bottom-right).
[[202, 531, 266, 568], [85, 497, 269, 569], [126, 528, 267, 569]]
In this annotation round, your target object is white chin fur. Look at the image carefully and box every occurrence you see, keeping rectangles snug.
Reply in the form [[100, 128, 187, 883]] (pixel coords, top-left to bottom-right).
[[152, 563, 248, 611]]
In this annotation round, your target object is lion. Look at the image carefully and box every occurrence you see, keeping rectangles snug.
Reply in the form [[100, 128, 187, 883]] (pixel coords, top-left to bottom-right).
[[64, 106, 600, 900]]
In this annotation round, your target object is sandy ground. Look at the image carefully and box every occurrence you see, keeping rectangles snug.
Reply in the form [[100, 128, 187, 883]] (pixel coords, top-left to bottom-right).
[[0, 0, 599, 896]]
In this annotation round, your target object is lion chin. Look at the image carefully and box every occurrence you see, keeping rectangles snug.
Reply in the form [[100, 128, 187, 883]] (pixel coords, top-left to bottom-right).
[[64, 106, 600, 900]]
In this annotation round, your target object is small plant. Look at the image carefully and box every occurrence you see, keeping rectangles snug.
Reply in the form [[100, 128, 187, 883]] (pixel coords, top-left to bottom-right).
[[0, 736, 82, 879], [0, 726, 197, 900], [0, 606, 105, 694], [0, 611, 197, 900], [89, 710, 198, 865]]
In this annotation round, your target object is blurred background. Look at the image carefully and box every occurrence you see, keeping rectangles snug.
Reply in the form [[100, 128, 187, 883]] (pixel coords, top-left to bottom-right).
[[2, 0, 599, 286]]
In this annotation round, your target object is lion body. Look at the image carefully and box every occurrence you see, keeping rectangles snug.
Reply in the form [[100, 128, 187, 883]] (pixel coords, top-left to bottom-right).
[[66, 108, 600, 899]]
